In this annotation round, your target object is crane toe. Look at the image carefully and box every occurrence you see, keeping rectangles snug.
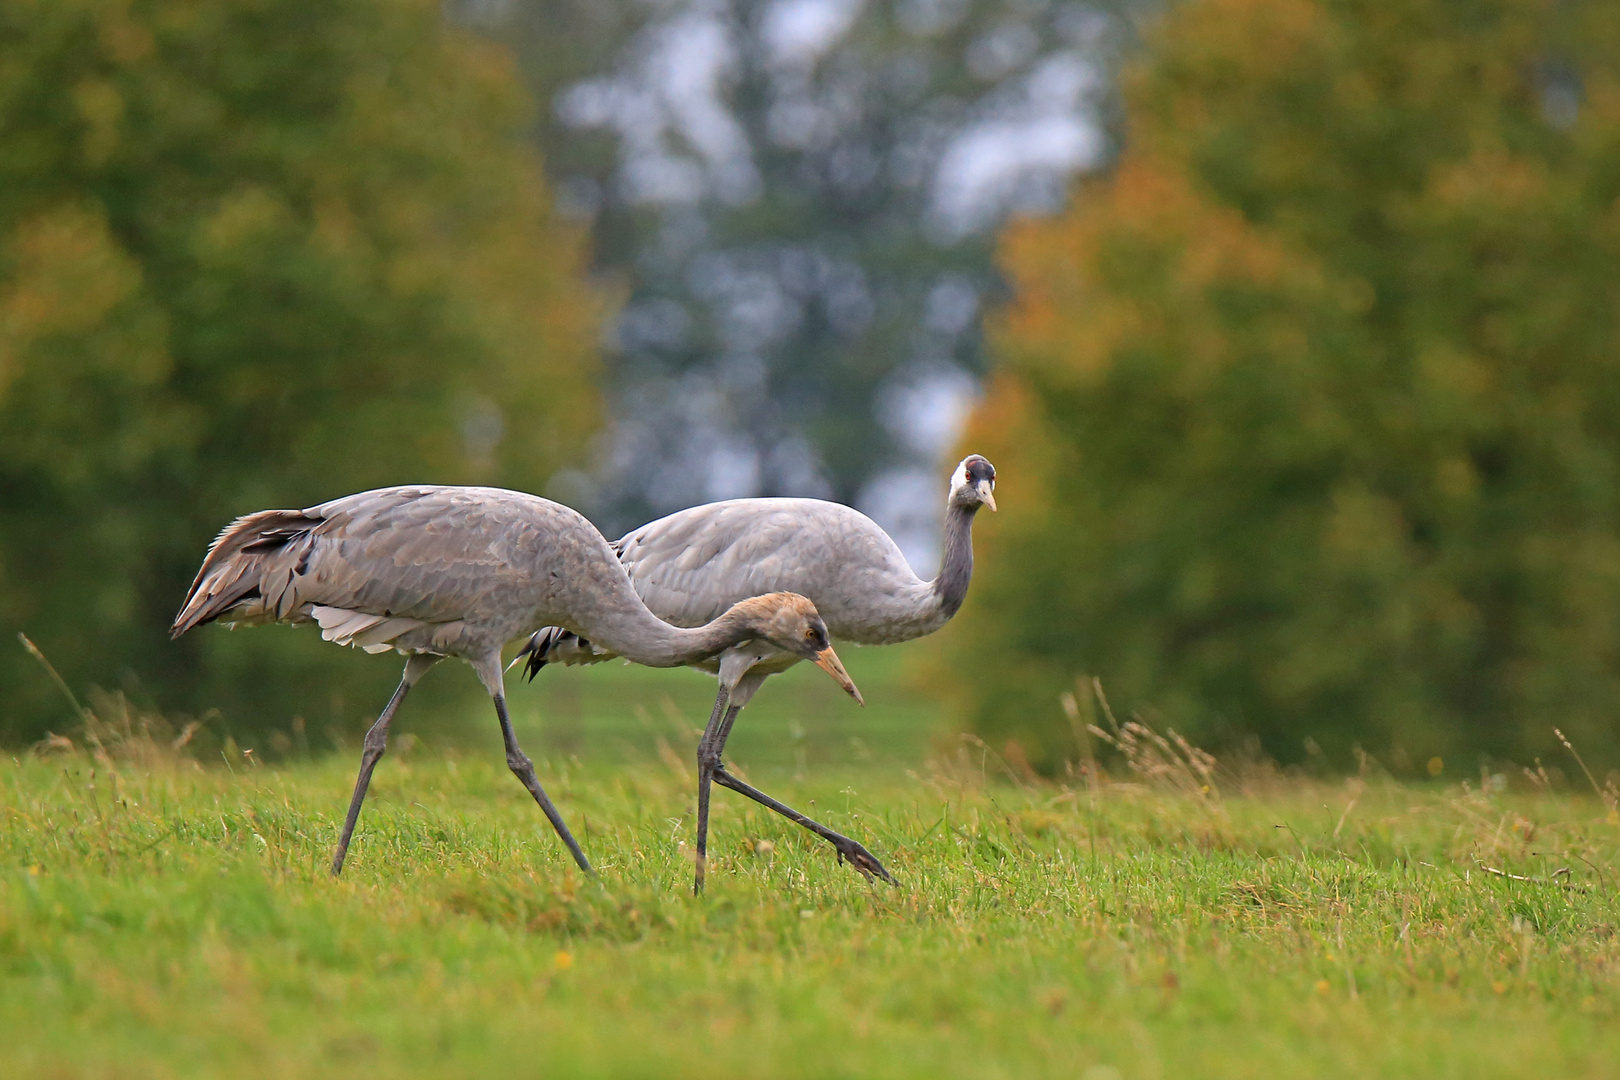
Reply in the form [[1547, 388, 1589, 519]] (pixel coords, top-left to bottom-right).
[[833, 838, 897, 885]]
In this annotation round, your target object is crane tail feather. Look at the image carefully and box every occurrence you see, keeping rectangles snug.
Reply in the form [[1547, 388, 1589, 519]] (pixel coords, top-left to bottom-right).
[[516, 626, 615, 681], [171, 509, 317, 638]]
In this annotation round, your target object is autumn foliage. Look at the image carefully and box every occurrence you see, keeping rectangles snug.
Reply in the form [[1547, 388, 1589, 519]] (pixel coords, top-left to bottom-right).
[[952, 0, 1620, 767], [0, 0, 600, 741]]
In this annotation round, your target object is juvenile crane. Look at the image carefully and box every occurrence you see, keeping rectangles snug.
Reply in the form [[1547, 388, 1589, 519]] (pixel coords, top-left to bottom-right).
[[517, 455, 997, 892], [172, 485, 862, 876]]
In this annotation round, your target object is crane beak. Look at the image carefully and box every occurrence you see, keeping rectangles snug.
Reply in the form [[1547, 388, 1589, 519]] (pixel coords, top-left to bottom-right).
[[813, 646, 864, 706], [977, 480, 997, 512]]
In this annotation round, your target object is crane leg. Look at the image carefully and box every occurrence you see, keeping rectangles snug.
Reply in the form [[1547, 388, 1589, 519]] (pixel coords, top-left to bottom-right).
[[493, 694, 594, 875], [331, 653, 439, 875], [711, 755, 895, 885], [699, 690, 896, 887], [693, 686, 732, 895]]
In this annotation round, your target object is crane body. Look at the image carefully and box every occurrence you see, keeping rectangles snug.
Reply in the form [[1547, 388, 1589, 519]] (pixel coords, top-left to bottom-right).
[[519, 456, 997, 891]]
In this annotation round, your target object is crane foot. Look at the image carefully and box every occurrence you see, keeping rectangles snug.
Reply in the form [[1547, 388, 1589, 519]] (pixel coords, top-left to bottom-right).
[[832, 837, 897, 885]]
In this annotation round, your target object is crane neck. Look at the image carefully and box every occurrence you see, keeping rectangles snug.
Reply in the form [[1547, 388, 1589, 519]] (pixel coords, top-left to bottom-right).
[[662, 606, 767, 668], [569, 592, 766, 670], [930, 501, 980, 620]]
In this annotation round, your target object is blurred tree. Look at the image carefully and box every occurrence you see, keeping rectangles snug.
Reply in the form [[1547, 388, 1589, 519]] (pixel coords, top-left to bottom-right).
[[0, 0, 600, 744], [465, 0, 1138, 556], [949, 0, 1620, 768]]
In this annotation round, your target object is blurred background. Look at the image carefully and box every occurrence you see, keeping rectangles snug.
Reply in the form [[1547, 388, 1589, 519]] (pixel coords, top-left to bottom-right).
[[4, 0, 1619, 777]]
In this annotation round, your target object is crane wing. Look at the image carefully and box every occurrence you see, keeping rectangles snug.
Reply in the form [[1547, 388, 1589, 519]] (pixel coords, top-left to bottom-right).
[[615, 498, 913, 630], [173, 486, 569, 652], [613, 501, 822, 626]]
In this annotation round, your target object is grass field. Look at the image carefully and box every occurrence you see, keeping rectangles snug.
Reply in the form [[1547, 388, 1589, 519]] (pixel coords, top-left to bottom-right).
[[4, 658, 1620, 1078]]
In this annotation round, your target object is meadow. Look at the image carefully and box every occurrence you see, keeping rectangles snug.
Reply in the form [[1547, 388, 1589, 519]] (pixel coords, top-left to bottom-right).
[[4, 647, 1619, 1078]]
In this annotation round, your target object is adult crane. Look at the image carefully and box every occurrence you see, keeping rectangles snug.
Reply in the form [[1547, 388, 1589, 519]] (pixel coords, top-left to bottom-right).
[[172, 485, 862, 877], [516, 455, 997, 892]]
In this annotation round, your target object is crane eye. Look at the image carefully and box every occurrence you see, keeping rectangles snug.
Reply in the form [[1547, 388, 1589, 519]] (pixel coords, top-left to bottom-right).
[[804, 627, 818, 641]]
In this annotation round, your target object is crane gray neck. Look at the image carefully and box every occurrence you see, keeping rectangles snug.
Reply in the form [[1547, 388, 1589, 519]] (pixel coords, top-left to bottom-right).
[[931, 501, 979, 620], [580, 596, 762, 670]]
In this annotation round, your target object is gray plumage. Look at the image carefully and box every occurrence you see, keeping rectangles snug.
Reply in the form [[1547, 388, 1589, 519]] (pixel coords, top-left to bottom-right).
[[515, 455, 997, 892], [173, 484, 860, 877], [519, 455, 995, 672], [174, 485, 839, 669]]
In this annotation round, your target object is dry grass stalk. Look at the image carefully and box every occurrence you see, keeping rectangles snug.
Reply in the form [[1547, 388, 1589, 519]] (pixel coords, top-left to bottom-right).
[[1555, 727, 1620, 817], [21, 633, 207, 770], [1082, 677, 1220, 803]]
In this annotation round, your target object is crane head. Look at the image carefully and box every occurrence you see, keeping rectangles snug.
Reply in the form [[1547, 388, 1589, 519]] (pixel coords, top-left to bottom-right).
[[731, 593, 864, 705], [949, 454, 997, 513]]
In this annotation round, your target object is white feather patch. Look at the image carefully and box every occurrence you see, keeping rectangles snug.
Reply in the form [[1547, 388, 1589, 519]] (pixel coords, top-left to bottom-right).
[[311, 606, 385, 647], [351, 617, 422, 652]]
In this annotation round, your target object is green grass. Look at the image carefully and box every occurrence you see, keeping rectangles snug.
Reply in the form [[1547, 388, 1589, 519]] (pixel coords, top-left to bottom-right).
[[4, 708, 1620, 1079]]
